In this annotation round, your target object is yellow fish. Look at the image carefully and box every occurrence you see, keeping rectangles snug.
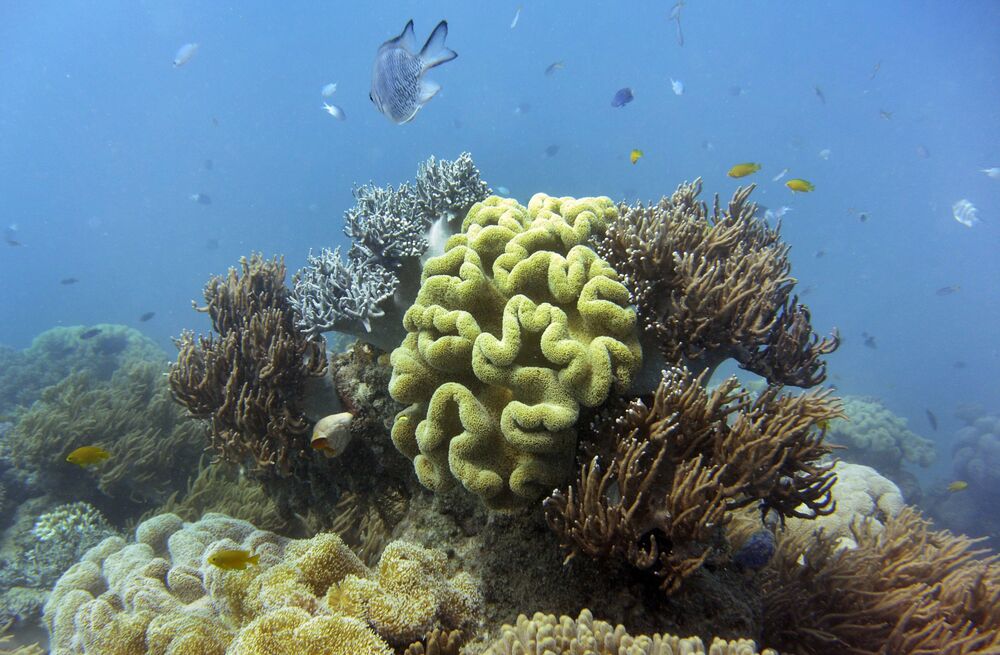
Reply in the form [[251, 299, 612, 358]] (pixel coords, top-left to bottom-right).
[[786, 178, 815, 193], [630, 149, 643, 165], [208, 549, 260, 570], [66, 445, 111, 467], [816, 419, 830, 431], [728, 162, 762, 178], [947, 480, 968, 493]]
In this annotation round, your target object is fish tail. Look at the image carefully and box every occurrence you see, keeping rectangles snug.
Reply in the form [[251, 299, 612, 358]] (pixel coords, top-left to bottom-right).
[[248, 553, 260, 566], [420, 20, 457, 70]]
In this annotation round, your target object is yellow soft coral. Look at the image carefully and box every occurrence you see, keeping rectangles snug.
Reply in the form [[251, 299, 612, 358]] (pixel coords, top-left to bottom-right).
[[44, 513, 480, 655], [389, 194, 641, 509]]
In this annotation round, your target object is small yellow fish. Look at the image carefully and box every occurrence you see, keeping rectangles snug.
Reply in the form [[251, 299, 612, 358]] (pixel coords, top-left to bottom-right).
[[630, 149, 643, 165], [66, 445, 111, 467], [727, 162, 762, 178], [947, 480, 968, 493], [208, 549, 260, 570], [816, 419, 830, 431], [786, 178, 815, 193]]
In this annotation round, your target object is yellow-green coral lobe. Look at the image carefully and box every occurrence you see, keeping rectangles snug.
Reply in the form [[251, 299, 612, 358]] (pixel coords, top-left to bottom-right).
[[389, 194, 642, 509]]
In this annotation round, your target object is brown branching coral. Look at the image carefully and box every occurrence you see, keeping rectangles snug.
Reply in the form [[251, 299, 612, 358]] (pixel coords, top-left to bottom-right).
[[761, 506, 1000, 654], [545, 366, 839, 593], [169, 254, 328, 482], [596, 179, 838, 387]]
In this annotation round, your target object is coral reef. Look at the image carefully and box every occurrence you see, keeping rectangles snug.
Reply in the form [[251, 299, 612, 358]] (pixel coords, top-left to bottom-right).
[[595, 179, 838, 386], [481, 609, 775, 655], [827, 395, 936, 476], [7, 359, 205, 521], [170, 254, 330, 484], [389, 194, 642, 509], [291, 153, 491, 349], [952, 411, 1000, 496], [760, 507, 1000, 654], [44, 513, 480, 655], [0, 325, 164, 416], [545, 366, 839, 593]]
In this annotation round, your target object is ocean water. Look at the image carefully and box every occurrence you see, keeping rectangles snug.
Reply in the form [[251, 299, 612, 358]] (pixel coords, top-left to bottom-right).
[[1, 1, 999, 651]]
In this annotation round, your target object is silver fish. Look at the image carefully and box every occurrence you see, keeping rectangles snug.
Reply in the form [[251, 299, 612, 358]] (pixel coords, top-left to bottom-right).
[[370, 20, 457, 124], [173, 43, 199, 67]]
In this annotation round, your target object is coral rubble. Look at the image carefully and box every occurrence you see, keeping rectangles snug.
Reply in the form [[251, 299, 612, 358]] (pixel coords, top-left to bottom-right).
[[388, 194, 642, 509]]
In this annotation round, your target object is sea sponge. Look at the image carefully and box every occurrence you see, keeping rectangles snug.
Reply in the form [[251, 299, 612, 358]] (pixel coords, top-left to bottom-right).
[[389, 194, 642, 509], [44, 513, 480, 655]]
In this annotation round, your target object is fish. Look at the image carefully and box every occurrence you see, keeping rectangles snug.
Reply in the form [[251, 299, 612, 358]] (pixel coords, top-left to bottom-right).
[[189, 193, 212, 205], [510, 4, 522, 29], [814, 85, 825, 105], [544, 144, 560, 157], [205, 238, 220, 251], [4, 224, 21, 246], [207, 548, 260, 570], [728, 85, 746, 97], [322, 103, 346, 120], [544, 61, 565, 76], [611, 87, 634, 107], [670, 78, 684, 96], [513, 102, 531, 115], [862, 332, 877, 349], [926, 409, 938, 431], [785, 178, 815, 193], [321, 82, 338, 97], [728, 162, 762, 178], [818, 148, 831, 160], [66, 445, 111, 467], [848, 207, 871, 223], [60, 277, 79, 285], [138, 312, 156, 322], [772, 168, 788, 182], [952, 199, 980, 228], [816, 419, 831, 432], [311, 412, 354, 458], [80, 328, 101, 339], [814, 249, 826, 258], [701, 139, 714, 151], [869, 60, 881, 80], [495, 186, 511, 195], [668, 1, 685, 46], [370, 20, 457, 125], [630, 149, 643, 165], [764, 206, 791, 222], [936, 285, 960, 296], [916, 145, 930, 159], [980, 168, 1000, 179], [879, 109, 893, 120], [172, 43, 199, 68], [947, 480, 968, 493]]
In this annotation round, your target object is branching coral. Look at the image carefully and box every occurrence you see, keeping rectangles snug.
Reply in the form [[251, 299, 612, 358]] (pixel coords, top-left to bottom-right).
[[389, 194, 642, 509], [760, 507, 1000, 654], [291, 152, 491, 348], [544, 366, 839, 593], [482, 609, 775, 655], [595, 179, 838, 387], [44, 513, 480, 655], [169, 254, 329, 483], [8, 360, 205, 520]]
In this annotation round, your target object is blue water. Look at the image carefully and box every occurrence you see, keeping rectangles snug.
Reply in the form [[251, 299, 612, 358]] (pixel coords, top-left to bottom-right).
[[2, 1, 999, 478]]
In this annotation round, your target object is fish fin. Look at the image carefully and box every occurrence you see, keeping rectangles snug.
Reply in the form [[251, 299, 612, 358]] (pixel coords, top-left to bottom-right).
[[388, 19, 417, 52], [248, 553, 260, 566], [418, 79, 441, 104], [419, 20, 457, 70]]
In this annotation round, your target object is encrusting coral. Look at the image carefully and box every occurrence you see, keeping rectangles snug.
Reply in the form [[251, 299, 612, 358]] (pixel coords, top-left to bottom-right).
[[291, 153, 491, 350], [545, 366, 840, 593], [481, 609, 775, 655], [760, 507, 1000, 654], [44, 513, 481, 655], [595, 179, 838, 387], [170, 254, 330, 484], [389, 194, 642, 509], [7, 359, 205, 521]]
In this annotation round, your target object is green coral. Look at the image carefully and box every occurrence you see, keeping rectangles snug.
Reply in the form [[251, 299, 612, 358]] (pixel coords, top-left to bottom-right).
[[389, 194, 642, 509]]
